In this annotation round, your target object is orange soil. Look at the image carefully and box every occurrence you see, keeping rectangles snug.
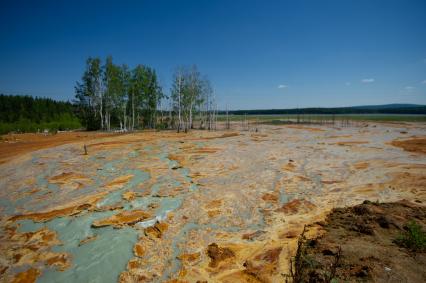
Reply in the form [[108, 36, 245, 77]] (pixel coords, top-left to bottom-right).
[[335, 141, 369, 146], [276, 199, 316, 214], [391, 138, 426, 154], [11, 206, 85, 223], [0, 131, 120, 164], [353, 162, 369, 169], [48, 172, 92, 185], [10, 195, 105, 222], [285, 125, 325, 132], [12, 268, 40, 283], [177, 252, 201, 263], [144, 222, 168, 238], [122, 191, 136, 201], [103, 175, 134, 190], [91, 210, 151, 228], [193, 132, 239, 140], [133, 243, 145, 257]]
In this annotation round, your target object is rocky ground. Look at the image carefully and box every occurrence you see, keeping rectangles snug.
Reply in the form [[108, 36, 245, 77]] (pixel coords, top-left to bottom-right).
[[0, 122, 425, 283]]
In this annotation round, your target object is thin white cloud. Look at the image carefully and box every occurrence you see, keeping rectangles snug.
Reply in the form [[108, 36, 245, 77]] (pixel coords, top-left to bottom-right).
[[405, 86, 415, 90], [278, 84, 288, 89], [421, 80, 426, 84], [345, 82, 351, 86], [361, 78, 375, 83]]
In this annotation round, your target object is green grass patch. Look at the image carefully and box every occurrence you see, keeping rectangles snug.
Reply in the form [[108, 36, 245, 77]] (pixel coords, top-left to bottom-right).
[[394, 220, 426, 252], [0, 113, 82, 135]]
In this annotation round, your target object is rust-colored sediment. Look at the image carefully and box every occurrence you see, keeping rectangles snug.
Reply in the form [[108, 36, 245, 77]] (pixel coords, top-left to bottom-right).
[[92, 210, 151, 228], [133, 243, 145, 257], [0, 131, 119, 164], [177, 252, 201, 263], [285, 125, 325, 132], [10, 195, 104, 222], [207, 243, 235, 268], [12, 268, 40, 283], [144, 222, 168, 238], [276, 199, 316, 214], [391, 138, 426, 154], [11, 205, 87, 222], [122, 191, 136, 201], [335, 141, 369, 146], [49, 172, 92, 185], [104, 175, 134, 190], [2, 123, 426, 282], [198, 132, 239, 140]]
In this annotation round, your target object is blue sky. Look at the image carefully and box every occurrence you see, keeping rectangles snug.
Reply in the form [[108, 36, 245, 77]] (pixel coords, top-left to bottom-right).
[[0, 0, 425, 109]]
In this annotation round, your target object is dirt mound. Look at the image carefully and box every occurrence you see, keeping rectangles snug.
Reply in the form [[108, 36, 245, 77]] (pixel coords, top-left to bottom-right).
[[290, 200, 426, 282]]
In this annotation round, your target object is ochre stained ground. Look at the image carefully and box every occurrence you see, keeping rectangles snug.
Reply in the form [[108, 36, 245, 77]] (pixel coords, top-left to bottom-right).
[[0, 122, 425, 283]]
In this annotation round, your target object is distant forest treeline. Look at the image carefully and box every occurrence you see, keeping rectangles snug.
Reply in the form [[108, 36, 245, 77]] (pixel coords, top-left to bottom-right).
[[225, 105, 426, 115], [0, 94, 81, 134], [1, 89, 426, 135]]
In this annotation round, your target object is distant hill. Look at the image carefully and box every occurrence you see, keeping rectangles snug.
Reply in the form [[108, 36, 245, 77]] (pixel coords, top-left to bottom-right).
[[226, 104, 426, 115], [350, 104, 425, 110]]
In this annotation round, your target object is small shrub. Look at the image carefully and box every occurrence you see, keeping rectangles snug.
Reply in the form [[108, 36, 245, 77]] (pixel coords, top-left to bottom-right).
[[394, 220, 426, 251]]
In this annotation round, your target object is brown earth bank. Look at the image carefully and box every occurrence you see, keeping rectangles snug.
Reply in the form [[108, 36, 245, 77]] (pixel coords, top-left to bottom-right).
[[291, 200, 426, 283], [0, 131, 121, 164]]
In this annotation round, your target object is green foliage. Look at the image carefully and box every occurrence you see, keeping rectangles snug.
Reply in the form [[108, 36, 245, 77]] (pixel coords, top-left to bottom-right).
[[74, 56, 163, 130], [395, 220, 426, 251], [0, 94, 81, 134], [126, 64, 163, 129], [170, 65, 211, 132], [74, 57, 103, 130]]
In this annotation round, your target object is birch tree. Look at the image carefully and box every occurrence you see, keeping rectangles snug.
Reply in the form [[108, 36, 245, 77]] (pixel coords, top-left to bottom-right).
[[171, 67, 185, 132], [170, 65, 214, 132], [75, 57, 103, 130]]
